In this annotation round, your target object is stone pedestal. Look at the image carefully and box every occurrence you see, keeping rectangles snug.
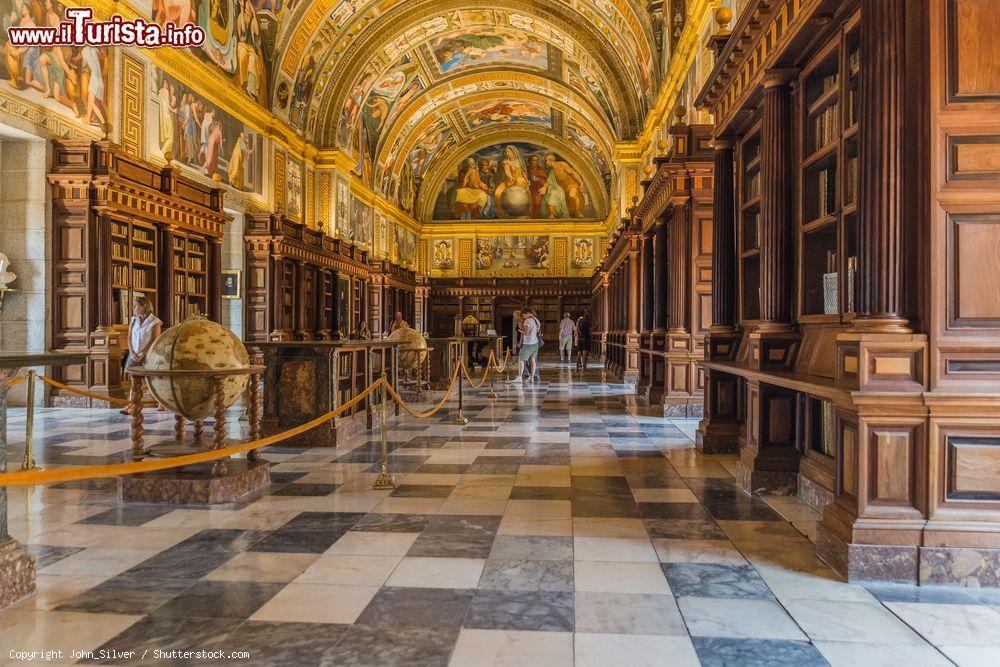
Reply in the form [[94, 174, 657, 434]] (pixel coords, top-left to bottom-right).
[[120, 458, 270, 504], [0, 539, 35, 609]]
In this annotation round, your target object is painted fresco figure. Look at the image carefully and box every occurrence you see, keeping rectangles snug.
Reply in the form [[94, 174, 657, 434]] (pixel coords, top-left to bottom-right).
[[527, 154, 547, 218], [543, 154, 586, 218], [494, 145, 529, 218], [452, 158, 491, 219]]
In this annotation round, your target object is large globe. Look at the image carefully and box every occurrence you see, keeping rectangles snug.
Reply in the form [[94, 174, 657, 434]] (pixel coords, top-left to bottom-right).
[[386, 324, 428, 372], [499, 186, 530, 218], [144, 315, 251, 421]]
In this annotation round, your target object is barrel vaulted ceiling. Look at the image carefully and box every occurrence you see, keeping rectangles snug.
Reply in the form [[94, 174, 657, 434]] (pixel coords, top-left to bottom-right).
[[266, 0, 660, 221]]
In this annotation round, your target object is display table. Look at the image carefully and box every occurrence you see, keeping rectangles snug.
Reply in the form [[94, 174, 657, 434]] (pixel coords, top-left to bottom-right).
[[0, 351, 87, 609], [425, 336, 502, 389], [251, 340, 399, 447]]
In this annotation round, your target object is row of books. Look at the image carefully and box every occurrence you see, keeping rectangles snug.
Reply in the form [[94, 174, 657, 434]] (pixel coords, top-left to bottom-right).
[[816, 167, 838, 218], [173, 275, 207, 293], [113, 265, 154, 289], [745, 171, 761, 200], [112, 242, 156, 264], [811, 103, 840, 153], [112, 224, 155, 245]]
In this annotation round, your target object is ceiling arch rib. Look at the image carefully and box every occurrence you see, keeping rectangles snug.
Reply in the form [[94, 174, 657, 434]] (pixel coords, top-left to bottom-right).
[[372, 70, 618, 184], [375, 84, 617, 216], [305, 2, 652, 145], [414, 126, 611, 225]]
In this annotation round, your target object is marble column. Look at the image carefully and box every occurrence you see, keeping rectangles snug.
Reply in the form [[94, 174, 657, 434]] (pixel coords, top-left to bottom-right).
[[0, 382, 35, 608], [668, 200, 689, 334]]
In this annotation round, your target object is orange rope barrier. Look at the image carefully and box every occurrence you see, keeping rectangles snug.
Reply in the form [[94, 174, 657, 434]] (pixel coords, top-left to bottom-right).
[[2, 376, 25, 389], [461, 351, 495, 389], [387, 361, 462, 419], [0, 380, 384, 487], [36, 375, 157, 407]]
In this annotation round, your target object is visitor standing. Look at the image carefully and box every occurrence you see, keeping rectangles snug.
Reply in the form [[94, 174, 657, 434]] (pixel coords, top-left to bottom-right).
[[576, 309, 592, 371], [558, 312, 576, 363], [120, 296, 164, 415], [508, 306, 541, 384]]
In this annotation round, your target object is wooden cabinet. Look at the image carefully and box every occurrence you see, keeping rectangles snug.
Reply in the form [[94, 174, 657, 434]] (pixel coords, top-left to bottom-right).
[[48, 140, 228, 401], [243, 214, 370, 342], [368, 260, 417, 337]]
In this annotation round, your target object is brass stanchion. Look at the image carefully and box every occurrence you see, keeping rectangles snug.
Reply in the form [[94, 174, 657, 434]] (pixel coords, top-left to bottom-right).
[[447, 348, 469, 425], [487, 353, 498, 399], [19, 370, 40, 471], [373, 374, 396, 490]]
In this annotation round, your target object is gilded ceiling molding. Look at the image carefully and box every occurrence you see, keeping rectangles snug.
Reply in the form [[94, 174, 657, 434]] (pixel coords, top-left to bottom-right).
[[119, 54, 145, 159], [414, 125, 610, 224], [275, 0, 656, 103], [372, 68, 618, 175], [634, 0, 715, 158], [310, 0, 649, 146]]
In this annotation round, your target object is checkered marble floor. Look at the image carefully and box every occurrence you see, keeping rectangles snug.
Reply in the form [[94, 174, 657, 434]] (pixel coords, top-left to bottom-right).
[[2, 363, 999, 666]]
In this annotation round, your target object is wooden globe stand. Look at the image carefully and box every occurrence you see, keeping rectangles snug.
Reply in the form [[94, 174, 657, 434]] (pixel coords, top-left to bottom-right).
[[120, 366, 270, 505]]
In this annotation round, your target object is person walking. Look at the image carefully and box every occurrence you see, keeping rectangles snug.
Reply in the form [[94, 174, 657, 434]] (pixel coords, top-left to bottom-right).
[[576, 309, 592, 371], [508, 306, 540, 384], [120, 295, 164, 415], [557, 312, 576, 363]]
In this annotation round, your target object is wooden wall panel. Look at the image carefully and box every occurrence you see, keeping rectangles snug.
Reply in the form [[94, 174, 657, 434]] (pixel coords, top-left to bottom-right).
[[949, 437, 1000, 497], [949, 137, 1000, 179], [948, 0, 1000, 101], [950, 214, 1000, 325]]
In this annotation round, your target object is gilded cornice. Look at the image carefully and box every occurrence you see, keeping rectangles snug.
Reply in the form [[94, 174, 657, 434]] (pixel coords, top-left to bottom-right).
[[694, 0, 818, 132]]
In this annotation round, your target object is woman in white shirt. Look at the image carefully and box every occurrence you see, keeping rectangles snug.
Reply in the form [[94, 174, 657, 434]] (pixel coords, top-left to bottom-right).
[[121, 295, 163, 415], [509, 306, 541, 384]]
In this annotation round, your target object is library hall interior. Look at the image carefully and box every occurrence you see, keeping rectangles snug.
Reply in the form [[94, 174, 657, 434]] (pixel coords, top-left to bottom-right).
[[0, 0, 999, 665]]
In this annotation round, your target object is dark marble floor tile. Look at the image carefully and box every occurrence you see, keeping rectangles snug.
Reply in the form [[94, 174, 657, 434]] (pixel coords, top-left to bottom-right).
[[149, 580, 285, 619], [643, 518, 728, 540], [249, 528, 348, 554], [423, 514, 502, 536], [268, 483, 340, 497], [488, 536, 573, 561], [479, 559, 573, 592], [623, 471, 688, 489], [464, 589, 574, 632], [464, 425, 500, 432], [571, 497, 640, 518], [390, 484, 454, 498], [398, 436, 453, 449], [77, 504, 178, 526], [94, 616, 244, 665], [535, 426, 570, 432], [509, 486, 573, 500], [466, 462, 521, 475], [638, 502, 715, 521], [571, 475, 632, 493], [702, 500, 783, 521], [204, 620, 348, 666], [692, 638, 830, 667], [416, 463, 470, 474], [120, 547, 238, 580], [521, 455, 571, 466], [664, 563, 775, 600], [173, 529, 268, 553], [406, 532, 495, 558], [356, 586, 475, 630], [280, 512, 366, 532], [326, 624, 459, 667], [56, 577, 194, 615], [26, 544, 84, 569], [351, 513, 432, 533]]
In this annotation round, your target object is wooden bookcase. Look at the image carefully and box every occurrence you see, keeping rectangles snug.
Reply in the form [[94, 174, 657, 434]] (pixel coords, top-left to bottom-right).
[[738, 123, 762, 323], [797, 15, 861, 321], [368, 260, 417, 337], [48, 140, 227, 401], [244, 213, 370, 342]]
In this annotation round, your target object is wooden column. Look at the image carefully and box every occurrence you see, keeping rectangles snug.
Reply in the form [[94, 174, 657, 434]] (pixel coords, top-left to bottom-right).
[[668, 199, 689, 334], [641, 232, 655, 332], [652, 219, 669, 331], [750, 70, 800, 370], [623, 237, 641, 384], [699, 137, 740, 453]]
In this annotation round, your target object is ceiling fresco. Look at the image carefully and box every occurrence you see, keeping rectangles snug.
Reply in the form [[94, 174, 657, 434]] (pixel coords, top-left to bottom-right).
[[145, 0, 662, 223]]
